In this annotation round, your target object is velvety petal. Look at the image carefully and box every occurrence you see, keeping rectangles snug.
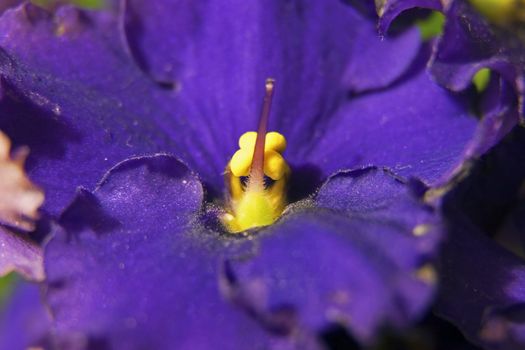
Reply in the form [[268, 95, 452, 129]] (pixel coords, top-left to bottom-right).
[[121, 0, 205, 85], [0, 4, 178, 215], [343, 26, 422, 93], [467, 77, 519, 157], [44, 154, 312, 349], [122, 0, 422, 175], [430, 0, 525, 119], [0, 1, 426, 215], [228, 168, 441, 343], [375, 0, 442, 34], [0, 227, 43, 281], [436, 126, 525, 349], [0, 281, 51, 350], [307, 48, 479, 186]]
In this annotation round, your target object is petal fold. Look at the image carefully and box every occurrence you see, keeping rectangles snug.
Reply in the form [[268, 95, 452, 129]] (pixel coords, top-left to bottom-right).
[[228, 168, 441, 343], [375, 0, 442, 34], [44, 154, 312, 349], [308, 49, 479, 186]]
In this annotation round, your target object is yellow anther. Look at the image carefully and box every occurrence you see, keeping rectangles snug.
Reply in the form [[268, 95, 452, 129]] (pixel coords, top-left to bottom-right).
[[230, 148, 286, 180], [264, 150, 286, 180], [232, 131, 288, 179], [266, 132, 287, 153], [229, 149, 252, 177], [223, 130, 290, 233], [238, 131, 287, 153], [238, 132, 257, 149]]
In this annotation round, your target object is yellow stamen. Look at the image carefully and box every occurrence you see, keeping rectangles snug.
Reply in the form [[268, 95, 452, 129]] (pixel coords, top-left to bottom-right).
[[222, 79, 290, 233], [224, 131, 290, 233], [230, 133, 288, 180]]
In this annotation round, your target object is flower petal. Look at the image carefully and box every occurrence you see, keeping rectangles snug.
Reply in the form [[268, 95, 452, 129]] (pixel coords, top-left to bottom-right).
[[0, 281, 51, 349], [44, 154, 311, 349], [0, 227, 44, 281], [343, 26, 422, 93], [122, 0, 421, 174], [375, 0, 442, 34], [307, 49, 479, 186], [0, 4, 180, 215], [431, 1, 519, 89], [430, 0, 524, 119], [228, 168, 441, 343]]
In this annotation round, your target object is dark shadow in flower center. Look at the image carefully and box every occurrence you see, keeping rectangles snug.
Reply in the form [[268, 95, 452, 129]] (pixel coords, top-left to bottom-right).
[[288, 163, 323, 203]]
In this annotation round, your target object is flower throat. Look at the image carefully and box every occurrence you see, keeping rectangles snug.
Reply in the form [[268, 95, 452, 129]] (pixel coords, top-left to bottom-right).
[[222, 79, 290, 233]]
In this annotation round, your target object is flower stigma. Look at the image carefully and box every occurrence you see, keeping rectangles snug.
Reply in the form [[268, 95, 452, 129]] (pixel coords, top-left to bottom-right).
[[222, 78, 290, 233]]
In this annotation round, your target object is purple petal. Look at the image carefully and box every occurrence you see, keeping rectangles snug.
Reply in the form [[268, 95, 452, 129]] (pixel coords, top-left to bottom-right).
[[430, 1, 510, 90], [0, 281, 51, 350], [343, 26, 422, 93], [429, 0, 524, 121], [376, 0, 442, 34], [307, 48, 479, 186], [468, 76, 519, 156], [0, 4, 178, 215], [121, 0, 422, 177], [0, 227, 43, 281], [122, 0, 205, 85], [44, 154, 311, 349], [229, 168, 441, 343]]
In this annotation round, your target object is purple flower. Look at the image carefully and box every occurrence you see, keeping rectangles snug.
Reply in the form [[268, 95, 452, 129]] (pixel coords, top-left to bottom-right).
[[0, 0, 499, 348]]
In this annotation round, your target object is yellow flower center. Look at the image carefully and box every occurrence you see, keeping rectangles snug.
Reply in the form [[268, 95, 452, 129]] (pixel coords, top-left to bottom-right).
[[221, 79, 290, 233]]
